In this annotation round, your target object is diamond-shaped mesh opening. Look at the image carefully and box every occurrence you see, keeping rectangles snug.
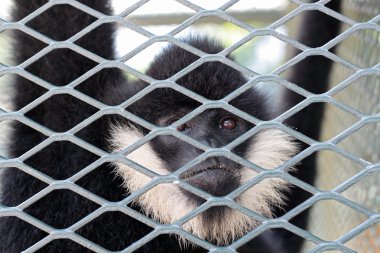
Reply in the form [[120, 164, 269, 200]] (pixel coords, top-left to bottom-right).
[[333, 75, 380, 115], [226, 0, 299, 29], [1, 29, 48, 66], [228, 128, 300, 169], [0, 168, 48, 206], [76, 211, 153, 251], [74, 114, 123, 150], [125, 0, 197, 34], [337, 29, 380, 68], [73, 69, 130, 105], [305, 200, 368, 241], [127, 88, 202, 124], [24, 141, 99, 179], [281, 56, 350, 93], [35, 240, 94, 253], [237, 228, 311, 253], [26, 4, 97, 41], [25, 94, 98, 132], [2, 120, 48, 158], [75, 23, 136, 60], [124, 41, 173, 73], [315, 150, 364, 191], [286, 102, 359, 141], [237, 173, 314, 214], [76, 161, 126, 201], [0, 74, 47, 111], [24, 189, 100, 228], [326, 60, 356, 91], [25, 49, 97, 86], [113, 28, 149, 60], [338, 123, 380, 163], [0, 217, 48, 251], [318, 102, 359, 141], [280, 9, 344, 48], [231, 35, 296, 74]]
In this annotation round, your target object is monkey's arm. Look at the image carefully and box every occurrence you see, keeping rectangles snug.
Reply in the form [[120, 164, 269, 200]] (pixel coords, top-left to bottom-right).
[[1, 2, 207, 252], [0, 1, 127, 252], [278, 0, 342, 252], [242, 1, 342, 252]]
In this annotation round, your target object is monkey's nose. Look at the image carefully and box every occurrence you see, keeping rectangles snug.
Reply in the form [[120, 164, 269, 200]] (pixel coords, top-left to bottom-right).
[[199, 136, 222, 148], [183, 167, 240, 197]]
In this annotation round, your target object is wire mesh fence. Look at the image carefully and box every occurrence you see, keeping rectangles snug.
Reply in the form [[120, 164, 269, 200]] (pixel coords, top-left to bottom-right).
[[0, 0, 379, 252], [303, 0, 380, 251]]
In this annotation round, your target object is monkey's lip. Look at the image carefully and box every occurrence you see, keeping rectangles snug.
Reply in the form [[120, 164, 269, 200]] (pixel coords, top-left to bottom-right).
[[179, 166, 233, 180]]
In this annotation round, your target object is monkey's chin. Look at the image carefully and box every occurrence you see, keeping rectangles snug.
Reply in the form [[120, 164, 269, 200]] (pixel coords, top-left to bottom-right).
[[180, 204, 257, 247], [177, 169, 256, 246]]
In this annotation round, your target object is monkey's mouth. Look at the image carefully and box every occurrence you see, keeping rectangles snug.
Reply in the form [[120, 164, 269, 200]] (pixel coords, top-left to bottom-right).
[[179, 165, 235, 180]]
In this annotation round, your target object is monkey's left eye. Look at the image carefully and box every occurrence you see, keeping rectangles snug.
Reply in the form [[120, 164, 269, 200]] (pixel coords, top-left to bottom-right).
[[164, 118, 190, 131], [219, 116, 237, 130], [176, 123, 190, 132]]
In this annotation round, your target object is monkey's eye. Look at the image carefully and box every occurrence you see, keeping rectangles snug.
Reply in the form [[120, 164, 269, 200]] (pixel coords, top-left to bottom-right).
[[164, 118, 190, 131], [176, 123, 190, 132], [219, 116, 237, 130]]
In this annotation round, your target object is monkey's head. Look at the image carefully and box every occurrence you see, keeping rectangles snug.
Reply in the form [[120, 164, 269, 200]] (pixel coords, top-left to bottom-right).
[[109, 37, 298, 245]]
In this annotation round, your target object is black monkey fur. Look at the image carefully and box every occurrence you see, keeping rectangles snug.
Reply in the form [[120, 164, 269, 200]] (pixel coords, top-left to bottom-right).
[[0, 0, 341, 252]]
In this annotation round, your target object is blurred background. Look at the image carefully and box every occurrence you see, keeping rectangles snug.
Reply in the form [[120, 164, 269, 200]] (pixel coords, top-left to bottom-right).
[[0, 0, 292, 74]]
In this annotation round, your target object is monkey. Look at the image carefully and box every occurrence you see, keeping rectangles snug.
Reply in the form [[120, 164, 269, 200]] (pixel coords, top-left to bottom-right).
[[0, 0, 341, 252], [109, 36, 299, 246]]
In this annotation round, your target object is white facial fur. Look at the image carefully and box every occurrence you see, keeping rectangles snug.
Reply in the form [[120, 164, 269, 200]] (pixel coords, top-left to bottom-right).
[[109, 125, 298, 245]]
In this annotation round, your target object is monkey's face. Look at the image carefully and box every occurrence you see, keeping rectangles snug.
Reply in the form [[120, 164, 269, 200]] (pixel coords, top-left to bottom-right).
[[109, 38, 298, 245], [152, 109, 251, 201], [109, 107, 297, 245]]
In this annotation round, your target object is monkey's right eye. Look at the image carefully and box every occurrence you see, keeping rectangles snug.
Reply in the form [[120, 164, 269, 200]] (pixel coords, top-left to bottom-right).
[[219, 116, 237, 130]]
